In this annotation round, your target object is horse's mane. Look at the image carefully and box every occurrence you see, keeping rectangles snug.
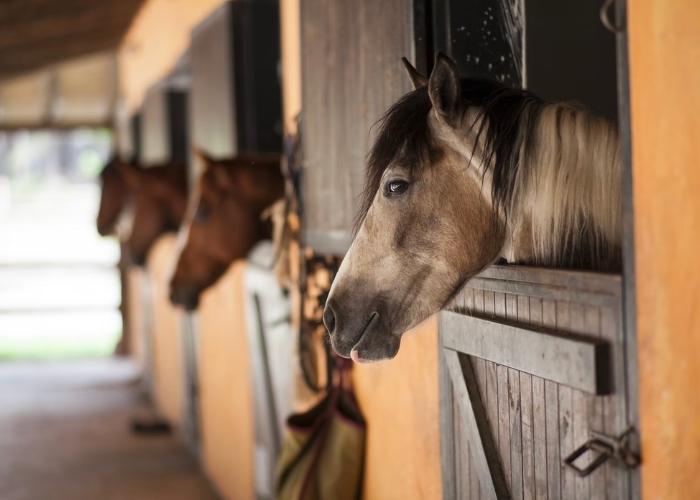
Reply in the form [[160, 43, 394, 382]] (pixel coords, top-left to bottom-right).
[[360, 79, 621, 269], [360, 79, 540, 224]]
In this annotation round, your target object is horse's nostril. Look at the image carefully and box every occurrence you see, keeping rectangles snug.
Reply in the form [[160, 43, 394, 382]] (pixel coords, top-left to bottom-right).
[[323, 304, 336, 334]]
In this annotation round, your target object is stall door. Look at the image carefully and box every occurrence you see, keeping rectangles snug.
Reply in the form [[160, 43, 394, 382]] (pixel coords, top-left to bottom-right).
[[440, 267, 638, 499], [435, 0, 639, 498]]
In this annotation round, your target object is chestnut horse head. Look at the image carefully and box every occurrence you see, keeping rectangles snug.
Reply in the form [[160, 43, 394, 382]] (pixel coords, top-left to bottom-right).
[[324, 54, 621, 362], [119, 161, 189, 266], [169, 153, 284, 310], [96, 156, 129, 236]]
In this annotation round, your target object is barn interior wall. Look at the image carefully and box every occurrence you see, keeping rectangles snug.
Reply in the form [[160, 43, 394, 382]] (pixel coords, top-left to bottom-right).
[[146, 236, 186, 430], [197, 263, 255, 500], [628, 0, 700, 498], [117, 0, 228, 113]]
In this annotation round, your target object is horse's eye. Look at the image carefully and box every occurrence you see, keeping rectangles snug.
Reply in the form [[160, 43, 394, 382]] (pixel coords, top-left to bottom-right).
[[384, 179, 410, 197], [194, 205, 210, 223]]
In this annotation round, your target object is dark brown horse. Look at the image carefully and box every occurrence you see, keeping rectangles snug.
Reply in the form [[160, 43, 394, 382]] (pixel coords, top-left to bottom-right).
[[118, 161, 189, 266], [169, 153, 284, 310], [324, 54, 621, 362], [96, 157, 130, 237]]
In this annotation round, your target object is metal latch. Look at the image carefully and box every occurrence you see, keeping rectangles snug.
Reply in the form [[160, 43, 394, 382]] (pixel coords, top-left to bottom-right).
[[564, 428, 641, 477]]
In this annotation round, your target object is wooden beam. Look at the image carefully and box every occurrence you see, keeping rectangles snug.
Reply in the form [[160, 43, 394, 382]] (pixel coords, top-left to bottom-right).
[[444, 349, 510, 500], [0, 0, 145, 77], [441, 312, 608, 394]]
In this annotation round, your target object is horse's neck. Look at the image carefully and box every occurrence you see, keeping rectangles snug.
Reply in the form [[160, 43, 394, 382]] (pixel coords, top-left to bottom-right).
[[505, 103, 622, 267]]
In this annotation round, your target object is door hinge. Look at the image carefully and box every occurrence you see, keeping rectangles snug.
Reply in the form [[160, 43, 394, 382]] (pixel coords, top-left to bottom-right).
[[564, 427, 641, 477]]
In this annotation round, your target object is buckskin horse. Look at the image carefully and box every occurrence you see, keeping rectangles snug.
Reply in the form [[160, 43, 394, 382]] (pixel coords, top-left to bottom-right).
[[169, 152, 284, 310], [118, 161, 189, 266], [324, 53, 621, 362]]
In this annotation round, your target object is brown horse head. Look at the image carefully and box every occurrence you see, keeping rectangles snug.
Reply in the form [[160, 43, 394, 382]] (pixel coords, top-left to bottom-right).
[[119, 161, 188, 266], [96, 157, 129, 236], [324, 54, 620, 362], [169, 152, 284, 310]]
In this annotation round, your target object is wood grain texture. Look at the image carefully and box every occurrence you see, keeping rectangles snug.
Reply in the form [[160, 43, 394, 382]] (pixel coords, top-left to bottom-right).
[[628, 0, 700, 498], [443, 265, 631, 498], [300, 0, 415, 241], [441, 313, 605, 394]]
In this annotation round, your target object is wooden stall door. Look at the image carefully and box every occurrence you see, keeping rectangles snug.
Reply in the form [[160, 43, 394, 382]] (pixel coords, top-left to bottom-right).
[[439, 267, 637, 499], [300, 0, 427, 254], [435, 0, 637, 498]]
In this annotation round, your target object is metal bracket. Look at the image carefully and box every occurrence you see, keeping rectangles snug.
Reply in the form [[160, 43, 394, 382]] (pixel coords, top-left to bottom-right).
[[564, 428, 641, 478]]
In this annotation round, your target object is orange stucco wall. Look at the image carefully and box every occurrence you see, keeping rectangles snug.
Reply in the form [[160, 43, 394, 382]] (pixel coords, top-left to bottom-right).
[[147, 236, 186, 429], [352, 318, 442, 500], [126, 267, 147, 369], [197, 262, 255, 500], [628, 1, 700, 498]]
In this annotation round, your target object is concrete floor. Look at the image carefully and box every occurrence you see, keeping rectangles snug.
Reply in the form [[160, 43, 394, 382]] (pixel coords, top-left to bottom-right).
[[0, 358, 218, 500]]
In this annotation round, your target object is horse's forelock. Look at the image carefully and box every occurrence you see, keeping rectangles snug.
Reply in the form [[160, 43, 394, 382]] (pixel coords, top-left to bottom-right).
[[355, 78, 544, 233], [355, 88, 433, 233]]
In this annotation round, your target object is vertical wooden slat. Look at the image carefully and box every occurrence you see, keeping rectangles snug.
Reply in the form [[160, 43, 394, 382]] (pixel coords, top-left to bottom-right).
[[470, 439, 480, 500], [445, 350, 510, 500], [471, 287, 489, 499], [517, 294, 534, 500], [482, 288, 501, 481], [601, 304, 628, 500], [528, 296, 547, 500], [557, 301, 575, 500], [506, 294, 524, 500], [439, 340, 457, 500], [542, 299, 561, 500], [586, 305, 606, 500], [570, 303, 590, 500], [495, 292, 512, 495], [455, 392, 470, 499], [473, 291, 487, 404]]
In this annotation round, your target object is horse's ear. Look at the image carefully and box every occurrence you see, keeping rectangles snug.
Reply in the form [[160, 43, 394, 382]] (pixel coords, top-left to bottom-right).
[[428, 53, 462, 124], [401, 57, 427, 89]]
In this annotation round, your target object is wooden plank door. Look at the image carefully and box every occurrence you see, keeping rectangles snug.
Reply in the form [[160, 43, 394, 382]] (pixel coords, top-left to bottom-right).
[[440, 267, 637, 499], [299, 0, 428, 256]]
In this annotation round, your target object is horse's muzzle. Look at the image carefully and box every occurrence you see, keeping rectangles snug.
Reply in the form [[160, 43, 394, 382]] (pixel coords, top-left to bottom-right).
[[324, 298, 400, 362]]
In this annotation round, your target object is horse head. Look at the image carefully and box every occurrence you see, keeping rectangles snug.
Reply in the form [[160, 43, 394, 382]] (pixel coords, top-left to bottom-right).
[[324, 53, 620, 362], [119, 161, 188, 266], [169, 152, 284, 310], [324, 54, 506, 362], [96, 157, 129, 237]]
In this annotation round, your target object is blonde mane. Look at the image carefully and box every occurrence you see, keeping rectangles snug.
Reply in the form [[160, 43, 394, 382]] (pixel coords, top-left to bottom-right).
[[505, 103, 621, 267]]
